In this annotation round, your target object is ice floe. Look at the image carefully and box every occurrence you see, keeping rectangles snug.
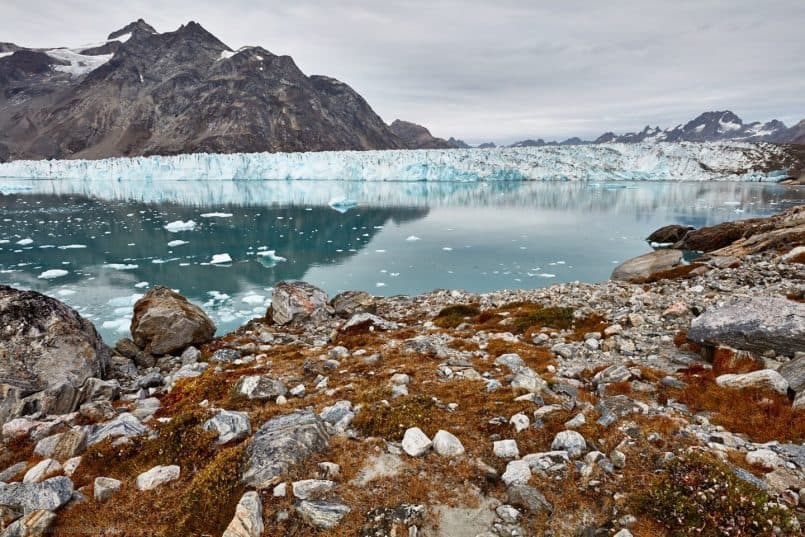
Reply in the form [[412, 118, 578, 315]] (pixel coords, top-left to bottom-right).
[[164, 220, 196, 232], [211, 253, 233, 264], [38, 269, 69, 279]]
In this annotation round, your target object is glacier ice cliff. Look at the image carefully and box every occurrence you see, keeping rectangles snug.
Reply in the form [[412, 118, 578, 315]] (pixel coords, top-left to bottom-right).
[[0, 142, 792, 182]]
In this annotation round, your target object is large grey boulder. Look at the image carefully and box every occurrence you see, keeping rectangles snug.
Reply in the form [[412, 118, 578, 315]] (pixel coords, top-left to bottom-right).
[[0, 286, 110, 423], [241, 410, 329, 489], [0, 477, 73, 514], [130, 286, 215, 355], [610, 249, 686, 283], [688, 297, 804, 357], [270, 282, 331, 326], [778, 355, 805, 395], [716, 370, 789, 395]]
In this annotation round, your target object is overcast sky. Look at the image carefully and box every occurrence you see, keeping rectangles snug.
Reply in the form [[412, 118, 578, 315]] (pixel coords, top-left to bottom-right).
[[5, 0, 804, 144]]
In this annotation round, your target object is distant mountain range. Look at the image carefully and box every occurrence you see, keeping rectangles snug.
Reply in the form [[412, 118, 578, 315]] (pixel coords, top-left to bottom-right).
[[0, 20, 802, 162], [509, 110, 805, 148]]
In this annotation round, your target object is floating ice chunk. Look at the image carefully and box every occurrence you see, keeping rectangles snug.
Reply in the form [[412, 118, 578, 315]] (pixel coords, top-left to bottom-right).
[[537, 273, 556, 278], [376, 282, 386, 287], [375, 249, 386, 253], [241, 294, 266, 305], [57, 289, 76, 296], [164, 220, 196, 232], [38, 269, 69, 279], [256, 250, 286, 267], [442, 247, 453, 251], [106, 263, 138, 270], [107, 294, 143, 307], [723, 201, 741, 206], [58, 244, 86, 249], [328, 197, 358, 213], [134, 281, 149, 288], [167, 240, 188, 247], [17, 238, 33, 245], [200, 212, 233, 218], [211, 253, 233, 264], [0, 240, 8, 244], [102, 317, 131, 333]]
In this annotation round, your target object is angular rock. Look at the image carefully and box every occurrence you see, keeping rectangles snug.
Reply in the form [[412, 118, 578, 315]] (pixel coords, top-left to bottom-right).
[[647, 224, 693, 244], [130, 286, 215, 355], [0, 286, 110, 423], [506, 485, 553, 515], [270, 282, 330, 326], [241, 410, 329, 489], [23, 460, 62, 484], [493, 439, 519, 459], [0, 509, 56, 537], [715, 370, 789, 395], [233, 375, 287, 401], [551, 430, 587, 457], [210, 348, 241, 364], [296, 500, 350, 529], [0, 462, 26, 483], [93, 477, 121, 502], [778, 354, 805, 394], [0, 477, 74, 513], [203, 409, 251, 444], [222, 491, 264, 537], [62, 457, 81, 478], [79, 377, 120, 403], [87, 413, 148, 445], [746, 449, 783, 470], [592, 364, 632, 386], [502, 460, 532, 487], [331, 290, 375, 318], [688, 297, 804, 357], [292, 479, 337, 500], [610, 249, 685, 283], [432, 430, 465, 457], [401, 427, 432, 457], [33, 429, 87, 461], [79, 400, 117, 423], [511, 367, 548, 394], [114, 338, 155, 368], [319, 400, 354, 432], [494, 353, 525, 372], [341, 313, 399, 332], [135, 465, 180, 491]]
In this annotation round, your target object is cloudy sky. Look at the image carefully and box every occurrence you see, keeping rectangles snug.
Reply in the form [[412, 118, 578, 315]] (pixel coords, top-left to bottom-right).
[[5, 0, 804, 144]]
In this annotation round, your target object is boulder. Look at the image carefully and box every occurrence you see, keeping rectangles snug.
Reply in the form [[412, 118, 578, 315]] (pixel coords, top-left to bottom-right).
[[22, 460, 62, 484], [341, 313, 399, 332], [778, 355, 805, 395], [551, 430, 587, 457], [222, 491, 263, 537], [233, 376, 287, 401], [330, 291, 375, 317], [93, 477, 121, 502], [270, 282, 331, 326], [33, 429, 87, 461], [688, 297, 804, 357], [292, 479, 337, 500], [0, 286, 110, 423], [87, 412, 148, 446], [295, 500, 350, 529], [506, 485, 553, 515], [0, 477, 74, 513], [130, 286, 215, 355], [241, 410, 329, 489], [114, 338, 155, 368], [610, 249, 686, 283], [715, 370, 789, 395], [647, 224, 694, 244], [401, 428, 432, 457], [135, 465, 180, 491], [202, 410, 251, 444], [432, 430, 465, 457]]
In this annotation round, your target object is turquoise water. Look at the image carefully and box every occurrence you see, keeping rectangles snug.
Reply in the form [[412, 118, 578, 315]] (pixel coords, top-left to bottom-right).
[[0, 179, 801, 343]]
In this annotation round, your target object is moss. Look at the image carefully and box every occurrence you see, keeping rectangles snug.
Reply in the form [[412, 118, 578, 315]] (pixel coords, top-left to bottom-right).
[[637, 452, 799, 536], [167, 445, 246, 537], [352, 395, 439, 442], [434, 304, 481, 328]]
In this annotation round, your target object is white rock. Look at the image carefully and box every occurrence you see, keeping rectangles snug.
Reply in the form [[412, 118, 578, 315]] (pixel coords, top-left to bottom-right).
[[564, 413, 586, 429], [390, 373, 411, 385], [551, 430, 587, 458], [715, 370, 789, 395], [23, 459, 62, 483], [502, 460, 532, 486], [432, 430, 465, 457], [509, 413, 530, 432], [203, 409, 251, 444], [136, 465, 180, 491], [292, 479, 337, 499], [63, 456, 82, 477], [273, 482, 287, 497], [746, 449, 783, 470], [401, 427, 432, 457], [493, 439, 520, 459], [223, 491, 264, 537], [94, 476, 122, 502]]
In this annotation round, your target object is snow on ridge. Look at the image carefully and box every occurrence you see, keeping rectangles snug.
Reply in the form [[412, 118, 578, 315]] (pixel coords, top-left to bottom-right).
[[47, 49, 113, 77], [0, 142, 789, 183]]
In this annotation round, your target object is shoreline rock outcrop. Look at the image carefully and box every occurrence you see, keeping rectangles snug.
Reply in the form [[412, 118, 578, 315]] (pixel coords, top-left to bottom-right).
[[130, 286, 216, 355]]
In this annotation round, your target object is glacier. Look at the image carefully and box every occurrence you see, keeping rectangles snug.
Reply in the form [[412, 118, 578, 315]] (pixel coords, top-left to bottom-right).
[[0, 142, 792, 183]]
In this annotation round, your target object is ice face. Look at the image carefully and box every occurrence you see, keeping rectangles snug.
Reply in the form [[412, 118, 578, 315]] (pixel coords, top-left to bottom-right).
[[0, 142, 790, 183]]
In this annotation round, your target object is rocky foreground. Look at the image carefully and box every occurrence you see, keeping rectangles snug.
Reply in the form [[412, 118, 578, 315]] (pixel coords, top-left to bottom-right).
[[0, 208, 803, 537]]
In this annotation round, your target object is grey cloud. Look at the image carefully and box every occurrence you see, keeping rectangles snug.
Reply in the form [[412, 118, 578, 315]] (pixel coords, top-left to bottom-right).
[[4, 0, 803, 144]]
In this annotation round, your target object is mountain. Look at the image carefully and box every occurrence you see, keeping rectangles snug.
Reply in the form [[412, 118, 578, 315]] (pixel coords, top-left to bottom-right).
[[509, 110, 803, 147], [447, 137, 470, 149], [0, 20, 406, 161], [388, 119, 456, 149]]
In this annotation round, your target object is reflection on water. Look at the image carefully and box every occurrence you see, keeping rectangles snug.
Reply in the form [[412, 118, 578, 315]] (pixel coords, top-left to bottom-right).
[[0, 180, 801, 342]]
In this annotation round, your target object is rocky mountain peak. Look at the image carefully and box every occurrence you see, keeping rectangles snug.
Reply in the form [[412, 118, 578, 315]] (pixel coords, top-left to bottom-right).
[[108, 19, 157, 40], [389, 119, 456, 149]]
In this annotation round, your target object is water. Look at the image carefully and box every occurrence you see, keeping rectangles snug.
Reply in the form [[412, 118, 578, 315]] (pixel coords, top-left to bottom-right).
[[0, 179, 801, 343]]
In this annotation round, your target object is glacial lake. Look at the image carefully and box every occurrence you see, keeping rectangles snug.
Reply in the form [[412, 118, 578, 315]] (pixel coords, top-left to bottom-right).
[[0, 179, 802, 343]]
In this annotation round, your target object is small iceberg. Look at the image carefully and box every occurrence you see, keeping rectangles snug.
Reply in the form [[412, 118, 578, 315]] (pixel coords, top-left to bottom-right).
[[105, 263, 139, 270], [164, 220, 196, 232], [38, 269, 69, 279], [167, 240, 189, 247], [328, 196, 358, 213], [58, 244, 87, 249], [405, 235, 421, 241], [200, 212, 233, 218], [17, 238, 33, 246], [256, 250, 286, 268], [211, 253, 233, 264]]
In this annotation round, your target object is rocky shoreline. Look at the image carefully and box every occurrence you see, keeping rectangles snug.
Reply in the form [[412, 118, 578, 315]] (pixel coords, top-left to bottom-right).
[[0, 208, 803, 536]]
